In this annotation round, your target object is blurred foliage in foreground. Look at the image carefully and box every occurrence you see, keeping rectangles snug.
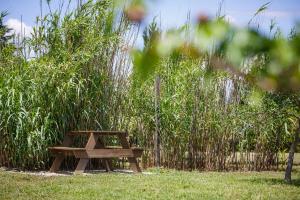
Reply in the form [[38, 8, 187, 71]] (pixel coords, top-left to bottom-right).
[[133, 18, 300, 93]]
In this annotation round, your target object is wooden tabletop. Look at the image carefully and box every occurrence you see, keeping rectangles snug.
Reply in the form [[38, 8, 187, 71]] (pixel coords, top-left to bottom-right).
[[68, 131, 127, 136]]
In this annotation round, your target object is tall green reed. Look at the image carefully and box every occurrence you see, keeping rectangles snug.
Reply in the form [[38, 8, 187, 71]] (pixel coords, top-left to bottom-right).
[[0, 0, 137, 169]]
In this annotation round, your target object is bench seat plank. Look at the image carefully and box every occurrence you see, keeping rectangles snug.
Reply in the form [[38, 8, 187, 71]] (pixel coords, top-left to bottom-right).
[[49, 147, 143, 158], [74, 149, 143, 158], [49, 147, 86, 156]]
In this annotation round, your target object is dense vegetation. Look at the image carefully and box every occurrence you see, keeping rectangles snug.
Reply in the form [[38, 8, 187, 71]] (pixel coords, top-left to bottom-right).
[[0, 0, 299, 182], [0, 0, 137, 169]]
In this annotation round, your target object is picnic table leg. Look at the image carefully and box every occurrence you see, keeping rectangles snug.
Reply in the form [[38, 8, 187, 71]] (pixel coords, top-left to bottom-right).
[[74, 132, 98, 174], [74, 158, 89, 174], [96, 137, 113, 172], [104, 159, 113, 172], [50, 155, 65, 172], [118, 134, 142, 173], [50, 135, 73, 172], [127, 157, 141, 173]]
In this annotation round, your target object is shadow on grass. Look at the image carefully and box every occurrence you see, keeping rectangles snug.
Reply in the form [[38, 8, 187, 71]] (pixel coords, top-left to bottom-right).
[[84, 169, 134, 175], [239, 177, 300, 187]]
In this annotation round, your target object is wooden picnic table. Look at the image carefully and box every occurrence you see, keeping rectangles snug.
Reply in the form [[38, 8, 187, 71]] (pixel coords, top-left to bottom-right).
[[49, 131, 143, 174]]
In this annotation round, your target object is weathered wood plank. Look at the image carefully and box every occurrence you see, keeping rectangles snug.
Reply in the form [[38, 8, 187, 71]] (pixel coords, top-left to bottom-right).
[[127, 157, 142, 173], [49, 146, 142, 151], [49, 147, 85, 151], [49, 155, 65, 172], [49, 135, 73, 172], [74, 158, 89, 174], [95, 137, 113, 172], [118, 134, 142, 172], [49, 148, 143, 158], [73, 149, 142, 158], [49, 147, 85, 156], [74, 132, 99, 174]]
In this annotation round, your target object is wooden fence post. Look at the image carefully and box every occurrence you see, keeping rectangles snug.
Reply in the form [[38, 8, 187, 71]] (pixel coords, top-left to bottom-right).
[[155, 75, 161, 167]]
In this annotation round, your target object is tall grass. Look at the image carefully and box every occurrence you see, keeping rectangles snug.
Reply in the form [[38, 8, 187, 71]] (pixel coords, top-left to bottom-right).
[[130, 55, 297, 171], [0, 0, 298, 171], [0, 0, 137, 169], [128, 21, 298, 171]]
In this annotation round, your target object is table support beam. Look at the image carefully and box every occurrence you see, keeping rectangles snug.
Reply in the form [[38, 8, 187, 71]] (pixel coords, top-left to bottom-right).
[[96, 137, 113, 172], [50, 135, 73, 172], [74, 132, 98, 174], [118, 134, 141, 173]]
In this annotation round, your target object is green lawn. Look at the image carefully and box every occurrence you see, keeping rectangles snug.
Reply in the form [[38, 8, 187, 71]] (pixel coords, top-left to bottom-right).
[[1, 168, 300, 200]]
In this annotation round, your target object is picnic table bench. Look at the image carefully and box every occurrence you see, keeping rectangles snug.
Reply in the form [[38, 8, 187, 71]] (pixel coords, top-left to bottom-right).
[[49, 131, 143, 174]]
